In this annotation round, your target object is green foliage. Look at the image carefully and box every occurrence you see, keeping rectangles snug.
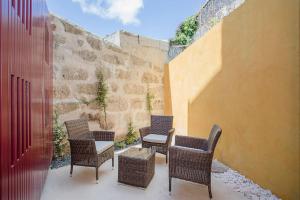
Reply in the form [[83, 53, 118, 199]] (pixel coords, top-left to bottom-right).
[[53, 111, 67, 158], [95, 71, 108, 129], [114, 141, 126, 149], [170, 15, 199, 45], [125, 120, 138, 145], [146, 87, 154, 115]]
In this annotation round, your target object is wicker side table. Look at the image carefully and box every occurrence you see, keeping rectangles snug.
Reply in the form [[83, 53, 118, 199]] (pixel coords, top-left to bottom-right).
[[118, 147, 156, 188]]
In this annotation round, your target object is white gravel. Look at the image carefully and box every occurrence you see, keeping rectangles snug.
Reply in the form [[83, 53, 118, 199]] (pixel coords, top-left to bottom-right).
[[212, 161, 280, 200]]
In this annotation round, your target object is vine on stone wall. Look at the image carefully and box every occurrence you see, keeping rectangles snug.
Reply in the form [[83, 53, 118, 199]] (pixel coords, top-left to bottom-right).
[[95, 71, 108, 129], [146, 86, 154, 115]]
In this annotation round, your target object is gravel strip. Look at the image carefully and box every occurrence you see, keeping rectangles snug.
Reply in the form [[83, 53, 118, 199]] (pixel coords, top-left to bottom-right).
[[212, 161, 280, 200]]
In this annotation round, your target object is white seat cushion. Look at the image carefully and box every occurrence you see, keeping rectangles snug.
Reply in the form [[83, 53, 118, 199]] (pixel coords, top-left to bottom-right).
[[143, 134, 167, 144], [95, 141, 114, 154]]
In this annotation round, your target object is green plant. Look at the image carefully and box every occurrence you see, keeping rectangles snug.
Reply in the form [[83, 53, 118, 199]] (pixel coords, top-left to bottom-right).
[[114, 141, 126, 149], [125, 120, 138, 145], [52, 111, 67, 158], [95, 71, 108, 129], [170, 15, 199, 45], [146, 87, 154, 115]]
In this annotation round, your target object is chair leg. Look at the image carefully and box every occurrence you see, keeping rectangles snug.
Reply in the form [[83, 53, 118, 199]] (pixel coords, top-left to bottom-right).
[[166, 153, 168, 164], [208, 183, 212, 199], [96, 167, 99, 184], [112, 157, 114, 168], [70, 164, 73, 177], [169, 177, 172, 192]]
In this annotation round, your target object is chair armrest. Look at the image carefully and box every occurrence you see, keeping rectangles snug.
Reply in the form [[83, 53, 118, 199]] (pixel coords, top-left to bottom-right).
[[166, 128, 175, 145], [175, 135, 208, 150], [92, 131, 115, 141], [169, 146, 212, 171], [68, 138, 97, 154], [139, 126, 151, 139]]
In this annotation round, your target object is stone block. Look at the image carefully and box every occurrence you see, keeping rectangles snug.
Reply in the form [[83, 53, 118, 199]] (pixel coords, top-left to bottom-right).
[[105, 43, 124, 54], [153, 65, 163, 73], [99, 114, 115, 130], [77, 83, 97, 95], [149, 86, 164, 97], [54, 34, 66, 48], [95, 65, 112, 80], [139, 36, 160, 48], [123, 83, 145, 95], [141, 72, 159, 83], [106, 95, 128, 112], [77, 39, 84, 47], [55, 103, 79, 114], [61, 20, 84, 35], [130, 98, 144, 109], [135, 112, 150, 122], [115, 69, 130, 80], [62, 67, 88, 80], [86, 35, 102, 51], [152, 99, 164, 110], [54, 85, 70, 99], [75, 50, 97, 62], [110, 82, 118, 92], [131, 55, 147, 66], [102, 54, 124, 65]]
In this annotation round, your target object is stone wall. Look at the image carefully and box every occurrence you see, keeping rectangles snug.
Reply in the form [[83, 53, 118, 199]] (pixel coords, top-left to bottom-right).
[[51, 15, 168, 139]]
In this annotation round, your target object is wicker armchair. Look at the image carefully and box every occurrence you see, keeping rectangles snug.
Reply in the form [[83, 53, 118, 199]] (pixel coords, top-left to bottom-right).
[[169, 124, 222, 199], [65, 118, 115, 183], [139, 115, 175, 163]]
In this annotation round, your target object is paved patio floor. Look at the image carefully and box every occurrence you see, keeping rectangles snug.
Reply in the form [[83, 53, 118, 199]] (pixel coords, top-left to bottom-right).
[[41, 150, 247, 200]]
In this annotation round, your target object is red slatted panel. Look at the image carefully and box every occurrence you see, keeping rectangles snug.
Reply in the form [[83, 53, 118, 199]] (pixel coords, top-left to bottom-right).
[[1, 0, 53, 199]]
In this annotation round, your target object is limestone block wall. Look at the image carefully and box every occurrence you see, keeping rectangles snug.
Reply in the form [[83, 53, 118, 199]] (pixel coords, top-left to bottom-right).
[[50, 15, 168, 139]]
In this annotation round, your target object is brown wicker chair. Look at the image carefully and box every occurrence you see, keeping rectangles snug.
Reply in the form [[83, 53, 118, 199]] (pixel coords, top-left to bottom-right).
[[65, 118, 115, 183], [169, 124, 222, 199], [139, 115, 175, 163]]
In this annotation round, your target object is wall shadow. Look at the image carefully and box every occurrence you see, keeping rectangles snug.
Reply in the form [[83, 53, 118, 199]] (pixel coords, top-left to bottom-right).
[[185, 0, 299, 199]]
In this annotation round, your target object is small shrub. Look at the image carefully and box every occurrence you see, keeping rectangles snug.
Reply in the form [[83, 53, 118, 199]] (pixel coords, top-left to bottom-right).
[[170, 15, 199, 45], [52, 111, 67, 159], [125, 120, 138, 145], [114, 141, 126, 149]]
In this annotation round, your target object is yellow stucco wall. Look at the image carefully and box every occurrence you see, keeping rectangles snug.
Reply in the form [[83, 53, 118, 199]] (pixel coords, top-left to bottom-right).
[[166, 0, 299, 199]]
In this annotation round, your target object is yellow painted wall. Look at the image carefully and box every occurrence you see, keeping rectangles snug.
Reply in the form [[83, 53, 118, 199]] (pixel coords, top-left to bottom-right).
[[166, 0, 299, 199]]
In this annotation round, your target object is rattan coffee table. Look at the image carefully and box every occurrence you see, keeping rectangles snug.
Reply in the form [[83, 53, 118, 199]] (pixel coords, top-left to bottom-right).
[[118, 147, 156, 188]]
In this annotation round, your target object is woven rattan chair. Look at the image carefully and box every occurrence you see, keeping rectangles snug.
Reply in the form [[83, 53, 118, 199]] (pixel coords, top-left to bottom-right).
[[139, 115, 175, 163], [169, 124, 222, 198], [65, 118, 115, 183]]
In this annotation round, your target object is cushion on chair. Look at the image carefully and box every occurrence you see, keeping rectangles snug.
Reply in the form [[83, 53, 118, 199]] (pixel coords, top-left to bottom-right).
[[143, 134, 168, 144], [95, 141, 114, 154]]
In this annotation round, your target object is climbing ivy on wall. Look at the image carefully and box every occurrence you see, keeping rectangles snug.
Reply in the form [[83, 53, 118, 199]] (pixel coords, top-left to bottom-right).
[[170, 15, 199, 45], [95, 71, 108, 129], [146, 87, 154, 115]]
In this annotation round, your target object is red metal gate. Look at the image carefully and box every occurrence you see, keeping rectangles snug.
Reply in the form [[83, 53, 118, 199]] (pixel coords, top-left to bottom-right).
[[0, 0, 53, 199]]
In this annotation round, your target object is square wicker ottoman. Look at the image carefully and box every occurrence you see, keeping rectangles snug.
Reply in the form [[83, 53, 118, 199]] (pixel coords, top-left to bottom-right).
[[118, 147, 155, 188]]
